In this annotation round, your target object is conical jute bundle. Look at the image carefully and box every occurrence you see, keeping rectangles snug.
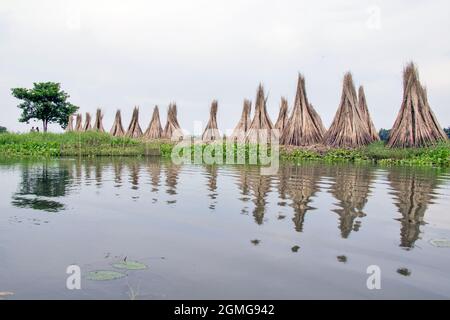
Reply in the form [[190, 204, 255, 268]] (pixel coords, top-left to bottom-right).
[[281, 74, 325, 146], [202, 100, 221, 142], [163, 103, 182, 139], [93, 108, 105, 132], [274, 97, 289, 133], [83, 112, 92, 131], [230, 99, 252, 142], [144, 106, 163, 140], [66, 115, 74, 132], [388, 63, 447, 148], [358, 86, 379, 142], [246, 84, 274, 144], [110, 110, 125, 137], [126, 107, 143, 138], [323, 72, 372, 148], [75, 114, 83, 131], [308, 103, 327, 136]]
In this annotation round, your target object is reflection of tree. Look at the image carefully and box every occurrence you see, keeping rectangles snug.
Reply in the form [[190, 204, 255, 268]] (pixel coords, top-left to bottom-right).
[[278, 164, 322, 232], [388, 167, 439, 249], [11, 197, 65, 213], [329, 165, 374, 239], [12, 162, 71, 212]]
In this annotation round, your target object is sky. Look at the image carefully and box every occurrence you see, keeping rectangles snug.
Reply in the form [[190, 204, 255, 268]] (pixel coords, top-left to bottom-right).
[[1, 0, 449, 133]]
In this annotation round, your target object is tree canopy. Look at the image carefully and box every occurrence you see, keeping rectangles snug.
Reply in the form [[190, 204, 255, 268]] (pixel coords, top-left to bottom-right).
[[11, 82, 78, 132]]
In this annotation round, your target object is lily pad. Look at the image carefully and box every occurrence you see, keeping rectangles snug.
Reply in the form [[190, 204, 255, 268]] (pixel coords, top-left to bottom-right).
[[86, 270, 126, 281], [112, 260, 147, 270], [429, 239, 450, 248]]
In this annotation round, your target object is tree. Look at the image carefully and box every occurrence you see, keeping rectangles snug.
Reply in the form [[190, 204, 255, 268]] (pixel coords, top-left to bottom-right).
[[444, 127, 450, 139], [378, 128, 391, 143], [0, 126, 7, 134], [11, 82, 78, 132]]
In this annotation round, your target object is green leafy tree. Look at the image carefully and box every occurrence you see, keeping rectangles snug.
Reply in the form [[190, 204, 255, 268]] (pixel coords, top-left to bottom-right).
[[444, 127, 450, 139], [0, 126, 7, 134], [11, 82, 78, 132], [378, 128, 391, 142]]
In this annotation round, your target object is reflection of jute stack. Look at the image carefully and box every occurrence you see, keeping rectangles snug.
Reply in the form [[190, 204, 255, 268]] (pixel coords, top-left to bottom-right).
[[202, 100, 221, 142], [128, 161, 141, 189], [164, 162, 180, 196], [388, 63, 447, 148], [328, 165, 373, 239], [248, 168, 273, 225], [388, 167, 439, 248], [147, 160, 161, 192], [282, 74, 325, 146], [279, 164, 323, 232], [324, 73, 372, 148]]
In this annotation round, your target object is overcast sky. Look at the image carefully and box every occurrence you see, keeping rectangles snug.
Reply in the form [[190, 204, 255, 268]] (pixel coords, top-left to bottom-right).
[[1, 0, 449, 133]]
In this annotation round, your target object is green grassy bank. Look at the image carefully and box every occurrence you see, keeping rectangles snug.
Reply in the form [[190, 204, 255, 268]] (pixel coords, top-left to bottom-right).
[[0, 132, 449, 167]]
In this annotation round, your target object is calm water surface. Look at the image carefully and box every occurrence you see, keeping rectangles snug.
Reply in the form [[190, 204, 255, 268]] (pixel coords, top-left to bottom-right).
[[0, 158, 449, 299]]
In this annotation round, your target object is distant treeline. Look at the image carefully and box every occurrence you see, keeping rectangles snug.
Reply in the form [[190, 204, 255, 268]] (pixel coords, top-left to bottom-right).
[[379, 127, 450, 142]]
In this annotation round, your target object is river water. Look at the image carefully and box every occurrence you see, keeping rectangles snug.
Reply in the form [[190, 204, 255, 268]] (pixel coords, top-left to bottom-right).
[[0, 158, 449, 299]]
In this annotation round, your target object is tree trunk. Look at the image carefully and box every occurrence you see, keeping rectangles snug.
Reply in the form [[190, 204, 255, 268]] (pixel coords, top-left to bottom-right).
[[43, 120, 48, 132]]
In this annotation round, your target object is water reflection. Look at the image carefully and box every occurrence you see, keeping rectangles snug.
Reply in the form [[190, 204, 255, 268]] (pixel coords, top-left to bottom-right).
[[11, 162, 70, 212], [328, 165, 373, 238], [248, 167, 273, 225], [388, 167, 441, 249], [5, 158, 448, 249], [205, 165, 218, 210], [278, 164, 322, 232]]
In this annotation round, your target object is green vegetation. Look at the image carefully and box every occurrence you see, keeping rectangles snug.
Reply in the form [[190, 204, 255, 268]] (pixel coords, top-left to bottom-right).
[[0, 132, 448, 167], [0, 126, 7, 134], [0, 132, 160, 157], [11, 82, 78, 132]]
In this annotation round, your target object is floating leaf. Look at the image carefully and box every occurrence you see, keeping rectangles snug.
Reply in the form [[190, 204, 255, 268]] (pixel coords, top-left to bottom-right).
[[429, 239, 450, 248], [112, 260, 147, 270], [86, 270, 126, 281]]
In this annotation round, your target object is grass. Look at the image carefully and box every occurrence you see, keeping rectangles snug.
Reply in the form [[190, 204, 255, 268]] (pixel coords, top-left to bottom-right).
[[0, 132, 449, 167]]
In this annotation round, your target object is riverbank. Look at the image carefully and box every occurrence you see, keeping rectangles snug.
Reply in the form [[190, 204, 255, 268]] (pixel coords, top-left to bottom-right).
[[0, 132, 449, 167]]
